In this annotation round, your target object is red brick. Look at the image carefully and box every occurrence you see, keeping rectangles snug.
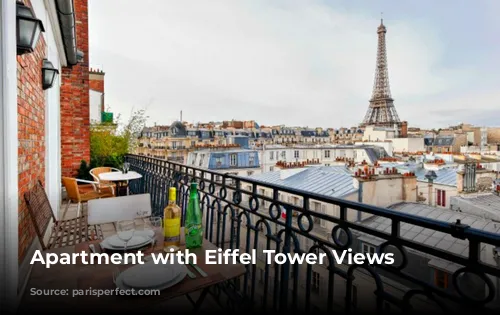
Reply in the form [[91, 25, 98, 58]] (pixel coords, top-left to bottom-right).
[[60, 0, 90, 177], [16, 0, 47, 262]]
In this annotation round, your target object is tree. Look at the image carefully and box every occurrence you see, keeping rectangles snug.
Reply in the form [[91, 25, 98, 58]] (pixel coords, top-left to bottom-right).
[[121, 107, 148, 154], [77, 107, 148, 179]]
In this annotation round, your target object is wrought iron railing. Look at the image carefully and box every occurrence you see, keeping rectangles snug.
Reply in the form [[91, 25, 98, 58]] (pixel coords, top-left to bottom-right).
[[125, 154, 500, 313]]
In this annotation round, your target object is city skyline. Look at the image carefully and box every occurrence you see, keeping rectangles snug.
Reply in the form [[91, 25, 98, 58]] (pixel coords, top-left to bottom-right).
[[89, 0, 500, 129]]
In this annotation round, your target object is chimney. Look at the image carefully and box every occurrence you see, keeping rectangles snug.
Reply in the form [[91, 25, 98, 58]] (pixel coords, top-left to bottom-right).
[[463, 162, 477, 193], [401, 121, 408, 138]]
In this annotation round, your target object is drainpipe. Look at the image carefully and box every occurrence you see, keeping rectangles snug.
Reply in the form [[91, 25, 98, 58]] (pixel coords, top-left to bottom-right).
[[428, 179, 433, 206], [357, 181, 363, 222], [55, 0, 78, 65]]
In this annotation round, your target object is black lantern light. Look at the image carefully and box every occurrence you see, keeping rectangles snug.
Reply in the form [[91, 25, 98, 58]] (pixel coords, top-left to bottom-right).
[[42, 59, 59, 90], [16, 1, 45, 55]]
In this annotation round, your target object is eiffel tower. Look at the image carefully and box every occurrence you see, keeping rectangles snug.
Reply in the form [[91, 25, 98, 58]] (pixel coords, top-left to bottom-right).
[[360, 18, 401, 129]]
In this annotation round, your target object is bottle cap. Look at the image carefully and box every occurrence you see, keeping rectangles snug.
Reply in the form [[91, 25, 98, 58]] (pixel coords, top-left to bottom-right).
[[168, 187, 176, 201]]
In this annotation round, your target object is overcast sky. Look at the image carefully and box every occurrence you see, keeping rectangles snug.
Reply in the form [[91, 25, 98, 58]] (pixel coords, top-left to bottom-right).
[[88, 0, 500, 130]]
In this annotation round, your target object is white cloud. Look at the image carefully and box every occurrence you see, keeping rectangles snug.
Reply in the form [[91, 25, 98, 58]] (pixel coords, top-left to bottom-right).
[[89, 0, 498, 129]]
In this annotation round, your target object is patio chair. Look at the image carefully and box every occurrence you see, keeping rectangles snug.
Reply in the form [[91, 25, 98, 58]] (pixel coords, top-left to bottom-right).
[[24, 179, 104, 250], [90, 166, 122, 196], [62, 176, 114, 218]]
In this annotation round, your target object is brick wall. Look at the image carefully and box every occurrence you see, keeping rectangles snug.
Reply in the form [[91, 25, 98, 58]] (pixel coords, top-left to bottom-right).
[[487, 127, 500, 144], [17, 0, 47, 261], [61, 0, 90, 177]]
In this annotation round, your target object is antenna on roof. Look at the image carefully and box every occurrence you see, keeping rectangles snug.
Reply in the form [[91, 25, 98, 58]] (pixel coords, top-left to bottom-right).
[[180, 110, 183, 122]]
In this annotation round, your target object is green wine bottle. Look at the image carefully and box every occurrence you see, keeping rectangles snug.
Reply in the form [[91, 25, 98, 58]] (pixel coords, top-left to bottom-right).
[[185, 182, 203, 249]]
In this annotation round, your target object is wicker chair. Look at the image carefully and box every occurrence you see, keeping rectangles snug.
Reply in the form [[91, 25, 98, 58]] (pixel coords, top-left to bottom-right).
[[90, 166, 121, 196], [62, 177, 114, 217], [24, 180, 104, 250]]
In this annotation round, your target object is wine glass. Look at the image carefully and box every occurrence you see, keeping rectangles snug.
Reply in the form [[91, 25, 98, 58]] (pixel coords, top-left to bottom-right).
[[144, 216, 163, 248], [116, 220, 136, 252]]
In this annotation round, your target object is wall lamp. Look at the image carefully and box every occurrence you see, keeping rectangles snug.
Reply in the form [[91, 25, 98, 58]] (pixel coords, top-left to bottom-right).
[[42, 59, 59, 90], [16, 1, 45, 55]]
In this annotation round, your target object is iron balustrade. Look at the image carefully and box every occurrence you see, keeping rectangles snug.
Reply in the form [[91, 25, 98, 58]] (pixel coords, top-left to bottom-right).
[[125, 154, 500, 313]]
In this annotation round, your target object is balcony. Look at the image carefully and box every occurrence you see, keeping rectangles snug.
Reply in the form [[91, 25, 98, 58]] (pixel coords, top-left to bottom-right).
[[124, 154, 500, 313], [167, 146, 187, 150], [167, 156, 185, 163]]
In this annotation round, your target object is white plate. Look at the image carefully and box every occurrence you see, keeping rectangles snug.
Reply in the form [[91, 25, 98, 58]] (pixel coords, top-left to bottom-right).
[[122, 261, 178, 288], [100, 238, 152, 251], [107, 234, 150, 248], [116, 263, 187, 291], [101, 230, 154, 250]]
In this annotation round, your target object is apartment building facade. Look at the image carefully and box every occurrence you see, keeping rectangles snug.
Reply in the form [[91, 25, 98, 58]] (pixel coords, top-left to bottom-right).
[[1, 0, 91, 308]]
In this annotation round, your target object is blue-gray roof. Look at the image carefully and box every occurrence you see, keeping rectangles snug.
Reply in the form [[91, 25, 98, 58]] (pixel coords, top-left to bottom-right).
[[247, 166, 357, 198], [358, 202, 500, 271], [383, 162, 458, 187], [401, 165, 457, 187]]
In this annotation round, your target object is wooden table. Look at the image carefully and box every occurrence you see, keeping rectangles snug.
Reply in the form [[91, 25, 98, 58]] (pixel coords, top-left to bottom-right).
[[20, 229, 246, 313]]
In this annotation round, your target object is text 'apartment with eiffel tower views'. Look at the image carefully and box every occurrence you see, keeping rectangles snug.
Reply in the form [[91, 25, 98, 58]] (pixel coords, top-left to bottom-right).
[[360, 18, 408, 139]]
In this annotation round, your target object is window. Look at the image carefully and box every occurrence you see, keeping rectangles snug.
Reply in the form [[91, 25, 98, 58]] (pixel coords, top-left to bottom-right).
[[269, 166, 274, 172], [281, 151, 286, 159], [312, 271, 320, 293], [199, 154, 204, 166], [324, 150, 330, 158], [230, 154, 238, 166], [436, 189, 446, 207], [294, 150, 299, 158], [172, 141, 177, 149], [215, 156, 224, 167], [434, 270, 448, 289], [247, 171, 254, 176], [269, 151, 274, 160], [320, 205, 326, 228], [362, 243, 376, 255], [249, 154, 255, 166], [313, 202, 321, 224]]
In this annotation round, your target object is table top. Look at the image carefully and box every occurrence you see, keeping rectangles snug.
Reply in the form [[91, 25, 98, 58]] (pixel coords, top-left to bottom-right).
[[20, 228, 246, 312], [99, 171, 142, 181]]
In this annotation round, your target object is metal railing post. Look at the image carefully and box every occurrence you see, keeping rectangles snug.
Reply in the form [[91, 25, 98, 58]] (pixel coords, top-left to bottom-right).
[[279, 204, 293, 310]]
